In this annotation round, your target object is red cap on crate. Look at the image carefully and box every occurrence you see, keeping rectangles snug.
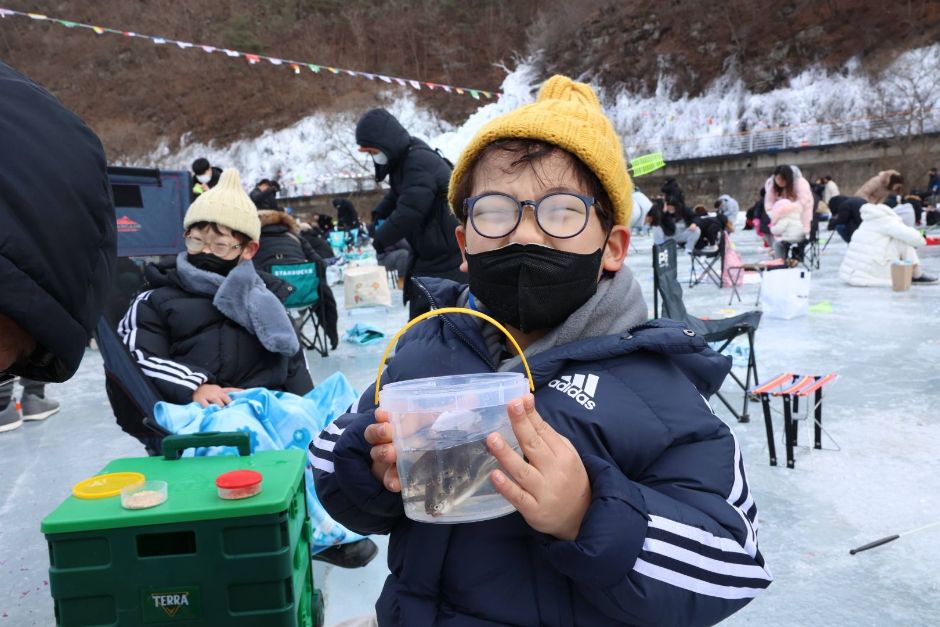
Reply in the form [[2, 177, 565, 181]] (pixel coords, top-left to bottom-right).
[[216, 470, 263, 489]]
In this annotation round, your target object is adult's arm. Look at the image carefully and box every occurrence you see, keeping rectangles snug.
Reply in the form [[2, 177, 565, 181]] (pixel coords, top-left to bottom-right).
[[794, 178, 814, 234], [372, 155, 441, 251]]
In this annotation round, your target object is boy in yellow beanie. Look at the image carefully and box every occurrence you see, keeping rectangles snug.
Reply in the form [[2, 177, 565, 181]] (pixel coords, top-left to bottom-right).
[[118, 169, 313, 408], [314, 76, 770, 625]]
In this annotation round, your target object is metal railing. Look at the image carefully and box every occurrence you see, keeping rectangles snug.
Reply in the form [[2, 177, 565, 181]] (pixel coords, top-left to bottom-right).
[[624, 109, 940, 161]]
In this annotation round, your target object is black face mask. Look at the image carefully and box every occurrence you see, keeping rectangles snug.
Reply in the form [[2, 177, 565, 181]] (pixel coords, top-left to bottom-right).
[[466, 243, 603, 333], [187, 253, 240, 276]]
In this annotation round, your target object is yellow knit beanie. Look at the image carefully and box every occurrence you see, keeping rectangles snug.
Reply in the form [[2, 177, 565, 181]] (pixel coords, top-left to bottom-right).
[[448, 75, 633, 226], [183, 169, 261, 241]]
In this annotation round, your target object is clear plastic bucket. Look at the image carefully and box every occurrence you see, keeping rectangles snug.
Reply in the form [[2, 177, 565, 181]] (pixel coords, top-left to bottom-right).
[[381, 372, 528, 523]]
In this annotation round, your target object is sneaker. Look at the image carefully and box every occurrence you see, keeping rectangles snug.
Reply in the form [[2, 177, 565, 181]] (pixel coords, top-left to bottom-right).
[[0, 402, 23, 433], [21, 393, 60, 421], [311, 538, 378, 569], [912, 273, 939, 284]]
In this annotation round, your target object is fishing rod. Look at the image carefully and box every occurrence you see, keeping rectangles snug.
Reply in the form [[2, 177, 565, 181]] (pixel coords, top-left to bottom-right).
[[850, 519, 940, 555]]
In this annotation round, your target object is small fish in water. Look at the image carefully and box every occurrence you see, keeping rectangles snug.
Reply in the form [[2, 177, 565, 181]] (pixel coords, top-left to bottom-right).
[[406, 436, 500, 517]]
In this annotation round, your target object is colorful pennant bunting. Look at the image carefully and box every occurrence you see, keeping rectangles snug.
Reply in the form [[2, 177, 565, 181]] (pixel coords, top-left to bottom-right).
[[0, 5, 501, 100]]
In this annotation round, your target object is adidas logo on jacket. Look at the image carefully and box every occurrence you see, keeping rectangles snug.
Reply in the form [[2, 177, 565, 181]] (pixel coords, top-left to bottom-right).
[[547, 373, 599, 410]]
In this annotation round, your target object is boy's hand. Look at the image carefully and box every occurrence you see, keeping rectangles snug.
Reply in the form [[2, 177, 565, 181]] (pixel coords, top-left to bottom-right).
[[487, 394, 591, 541], [193, 384, 242, 408], [364, 408, 401, 492]]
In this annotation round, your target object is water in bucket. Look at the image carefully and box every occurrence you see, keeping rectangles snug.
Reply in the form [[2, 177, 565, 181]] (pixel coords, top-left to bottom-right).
[[380, 373, 528, 523]]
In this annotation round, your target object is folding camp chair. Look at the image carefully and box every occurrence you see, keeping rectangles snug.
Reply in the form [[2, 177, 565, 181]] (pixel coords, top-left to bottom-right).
[[653, 240, 761, 422], [270, 261, 330, 357], [95, 316, 171, 456], [750, 373, 838, 468], [689, 229, 726, 288], [799, 213, 822, 271]]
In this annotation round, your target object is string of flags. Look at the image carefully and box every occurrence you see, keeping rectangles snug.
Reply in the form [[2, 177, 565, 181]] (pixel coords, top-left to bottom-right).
[[0, 6, 501, 101]]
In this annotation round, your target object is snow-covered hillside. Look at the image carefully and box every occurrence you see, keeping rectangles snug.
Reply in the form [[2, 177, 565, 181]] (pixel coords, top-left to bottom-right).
[[146, 45, 940, 195]]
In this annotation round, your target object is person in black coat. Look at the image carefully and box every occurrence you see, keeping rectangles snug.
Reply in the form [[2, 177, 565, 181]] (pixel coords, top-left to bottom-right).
[[355, 108, 465, 317], [660, 176, 686, 207], [827, 195, 866, 243], [119, 170, 312, 408], [191, 157, 223, 202], [0, 62, 116, 384], [250, 179, 280, 210], [332, 197, 361, 231], [255, 210, 339, 350], [299, 222, 337, 261]]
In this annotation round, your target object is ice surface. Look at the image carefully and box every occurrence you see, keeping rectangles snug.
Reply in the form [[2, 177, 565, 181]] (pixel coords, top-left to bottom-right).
[[1, 228, 939, 625]]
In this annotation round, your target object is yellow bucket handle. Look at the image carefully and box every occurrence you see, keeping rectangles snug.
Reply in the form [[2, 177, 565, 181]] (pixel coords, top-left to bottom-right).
[[374, 307, 535, 406]]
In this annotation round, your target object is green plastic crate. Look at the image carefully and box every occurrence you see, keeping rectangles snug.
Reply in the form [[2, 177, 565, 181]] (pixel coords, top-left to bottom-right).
[[41, 433, 323, 627]]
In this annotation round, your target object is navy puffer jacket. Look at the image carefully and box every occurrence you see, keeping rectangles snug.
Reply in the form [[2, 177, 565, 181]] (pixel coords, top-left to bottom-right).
[[313, 279, 771, 626]]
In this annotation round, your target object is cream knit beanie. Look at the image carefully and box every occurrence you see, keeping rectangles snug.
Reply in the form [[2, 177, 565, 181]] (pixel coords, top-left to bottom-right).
[[183, 169, 261, 241]]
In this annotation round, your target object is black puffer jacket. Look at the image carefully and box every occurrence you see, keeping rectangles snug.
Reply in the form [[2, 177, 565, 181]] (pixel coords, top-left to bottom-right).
[[255, 210, 339, 347], [827, 195, 866, 241], [300, 227, 337, 260], [118, 259, 313, 405], [0, 62, 116, 382], [250, 185, 279, 210], [355, 108, 463, 279]]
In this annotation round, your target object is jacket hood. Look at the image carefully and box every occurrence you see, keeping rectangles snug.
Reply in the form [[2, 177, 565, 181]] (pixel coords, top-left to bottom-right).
[[355, 108, 411, 163], [410, 277, 730, 397], [258, 209, 300, 234], [860, 203, 899, 222], [0, 62, 115, 382]]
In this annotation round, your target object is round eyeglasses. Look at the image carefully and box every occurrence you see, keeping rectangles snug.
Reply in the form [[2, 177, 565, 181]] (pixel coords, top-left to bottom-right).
[[464, 192, 596, 239], [184, 235, 243, 257]]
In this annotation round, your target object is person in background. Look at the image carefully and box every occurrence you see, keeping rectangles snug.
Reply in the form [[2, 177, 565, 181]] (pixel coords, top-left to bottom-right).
[[854, 170, 902, 205], [693, 205, 731, 253], [827, 195, 866, 243], [0, 61, 115, 433], [355, 108, 465, 318], [255, 209, 339, 351], [822, 175, 840, 203], [769, 199, 806, 263], [660, 176, 686, 207], [0, 377, 59, 431], [298, 221, 337, 261], [763, 165, 813, 257], [250, 178, 281, 210], [663, 195, 701, 251], [191, 157, 223, 201], [839, 203, 937, 286], [714, 193, 739, 225], [314, 75, 770, 626]]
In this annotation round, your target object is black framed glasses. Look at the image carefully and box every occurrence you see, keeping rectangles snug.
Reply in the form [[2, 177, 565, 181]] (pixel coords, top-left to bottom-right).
[[463, 192, 596, 239]]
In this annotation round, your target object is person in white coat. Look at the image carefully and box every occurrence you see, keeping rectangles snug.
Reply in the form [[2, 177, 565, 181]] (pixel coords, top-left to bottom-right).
[[769, 199, 805, 262], [839, 203, 938, 286]]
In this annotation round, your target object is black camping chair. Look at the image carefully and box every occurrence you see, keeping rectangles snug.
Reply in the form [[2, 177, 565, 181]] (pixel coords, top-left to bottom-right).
[[653, 240, 761, 422], [94, 316, 171, 456], [689, 228, 726, 288], [798, 213, 823, 271]]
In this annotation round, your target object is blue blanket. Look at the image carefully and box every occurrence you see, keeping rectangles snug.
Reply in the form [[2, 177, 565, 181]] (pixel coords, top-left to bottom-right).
[[154, 372, 365, 553]]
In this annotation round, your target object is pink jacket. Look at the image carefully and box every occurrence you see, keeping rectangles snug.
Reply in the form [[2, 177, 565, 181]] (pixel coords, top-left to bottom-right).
[[764, 173, 813, 235]]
